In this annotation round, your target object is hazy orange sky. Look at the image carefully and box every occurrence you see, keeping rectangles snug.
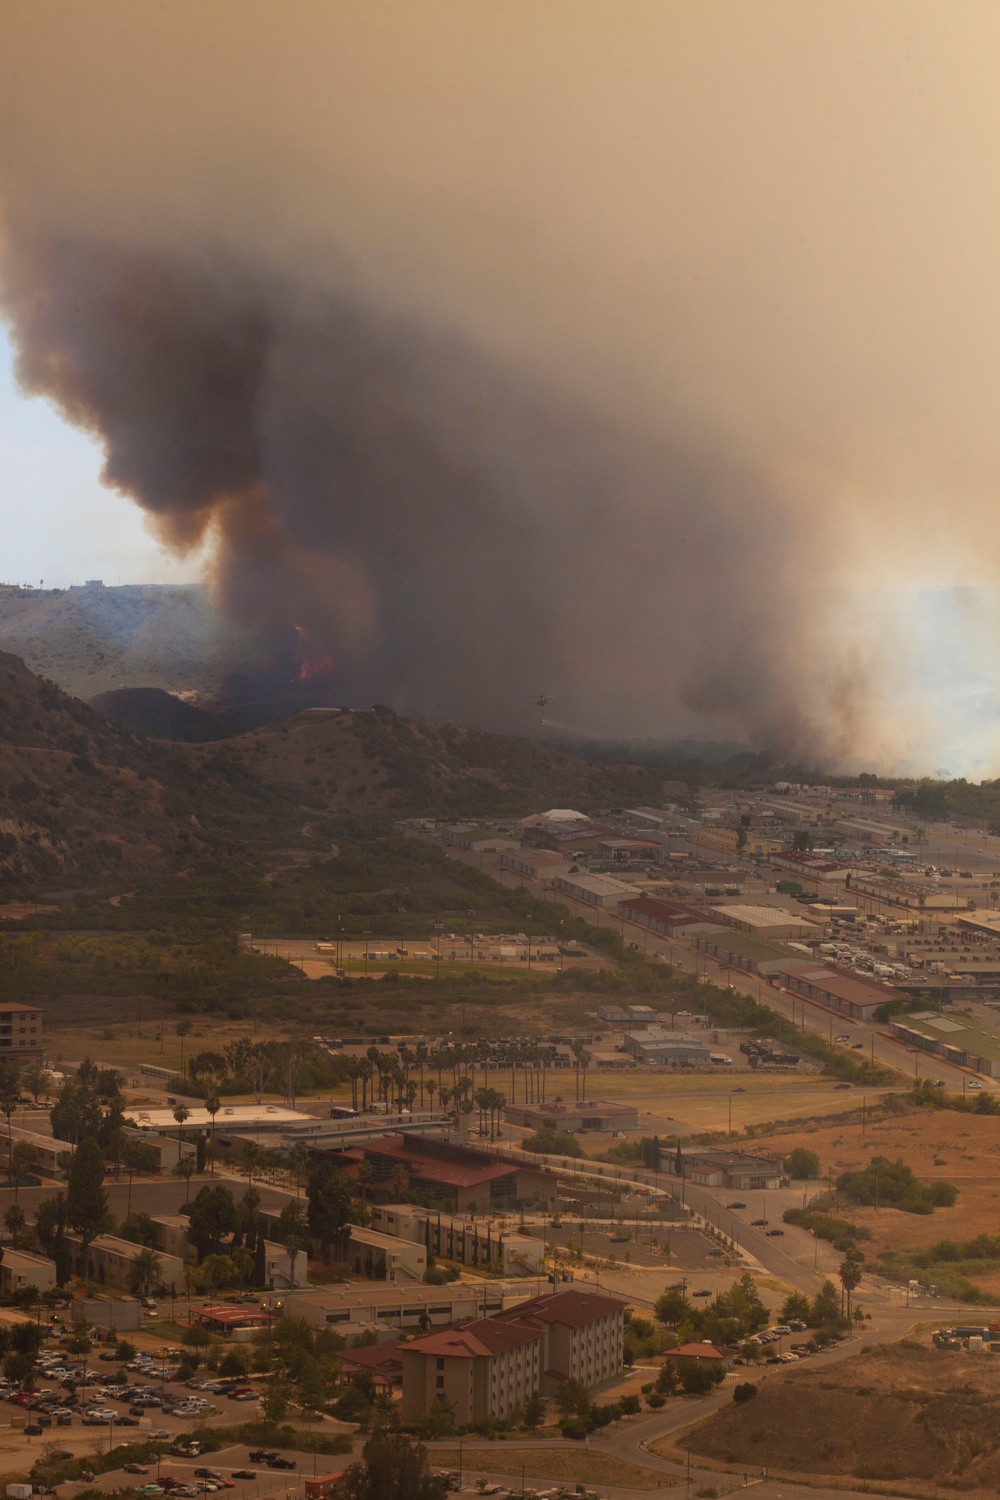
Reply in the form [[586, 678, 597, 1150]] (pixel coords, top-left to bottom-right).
[[2, 2, 999, 769]]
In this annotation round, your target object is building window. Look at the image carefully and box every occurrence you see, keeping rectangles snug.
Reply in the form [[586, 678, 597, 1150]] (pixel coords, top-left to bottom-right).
[[436, 1358, 444, 1371]]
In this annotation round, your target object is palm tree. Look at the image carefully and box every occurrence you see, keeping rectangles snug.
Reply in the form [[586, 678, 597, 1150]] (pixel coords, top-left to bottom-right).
[[8, 1142, 35, 1204], [172, 1103, 190, 1151], [173, 1156, 196, 1204], [205, 1095, 220, 1174], [127, 1247, 163, 1299], [4, 1204, 25, 1243], [425, 1078, 437, 1115], [289, 1142, 309, 1197]]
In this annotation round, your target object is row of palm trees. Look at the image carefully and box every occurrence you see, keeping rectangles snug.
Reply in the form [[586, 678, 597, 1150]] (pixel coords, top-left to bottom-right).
[[338, 1038, 594, 1115]]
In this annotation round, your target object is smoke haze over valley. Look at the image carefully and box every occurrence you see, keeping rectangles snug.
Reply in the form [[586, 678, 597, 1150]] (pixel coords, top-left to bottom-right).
[[3, 2, 1000, 772]]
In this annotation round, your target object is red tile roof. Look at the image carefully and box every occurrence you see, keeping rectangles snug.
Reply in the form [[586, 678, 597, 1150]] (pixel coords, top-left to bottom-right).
[[368, 1135, 516, 1190], [339, 1340, 403, 1372], [405, 1317, 539, 1359], [672, 1342, 726, 1359], [501, 1289, 625, 1329]]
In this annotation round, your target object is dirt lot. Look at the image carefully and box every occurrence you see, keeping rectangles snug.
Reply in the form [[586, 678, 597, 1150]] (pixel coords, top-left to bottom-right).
[[665, 1338, 1000, 1494]]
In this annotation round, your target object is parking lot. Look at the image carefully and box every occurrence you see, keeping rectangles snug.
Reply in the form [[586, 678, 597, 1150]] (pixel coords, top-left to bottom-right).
[[58, 1443, 350, 1500]]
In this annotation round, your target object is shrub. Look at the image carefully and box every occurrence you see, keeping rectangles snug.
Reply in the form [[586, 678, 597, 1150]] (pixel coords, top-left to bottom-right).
[[784, 1148, 820, 1179], [733, 1382, 758, 1403]]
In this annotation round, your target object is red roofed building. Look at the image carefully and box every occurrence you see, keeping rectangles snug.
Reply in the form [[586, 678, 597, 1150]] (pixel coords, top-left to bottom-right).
[[400, 1316, 543, 1424], [616, 896, 717, 937], [669, 1341, 734, 1370], [327, 1133, 553, 1212], [498, 1288, 626, 1393], [400, 1287, 627, 1420]]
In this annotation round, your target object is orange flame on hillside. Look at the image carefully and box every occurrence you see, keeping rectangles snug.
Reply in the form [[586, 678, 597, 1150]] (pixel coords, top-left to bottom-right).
[[294, 624, 335, 681]]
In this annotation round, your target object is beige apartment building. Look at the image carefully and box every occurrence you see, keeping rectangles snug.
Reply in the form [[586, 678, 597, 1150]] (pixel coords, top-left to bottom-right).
[[65, 1232, 185, 1293], [506, 1288, 626, 1393], [401, 1317, 543, 1424], [400, 1288, 626, 1421]]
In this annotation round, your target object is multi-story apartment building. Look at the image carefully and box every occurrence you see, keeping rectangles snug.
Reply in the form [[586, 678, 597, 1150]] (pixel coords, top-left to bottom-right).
[[400, 1316, 543, 1424], [503, 1288, 626, 1393], [400, 1287, 626, 1420], [0, 1003, 42, 1061]]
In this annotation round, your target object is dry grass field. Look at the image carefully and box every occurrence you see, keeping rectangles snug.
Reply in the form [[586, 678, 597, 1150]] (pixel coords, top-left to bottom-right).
[[745, 1104, 1000, 1265], [429, 1445, 672, 1488], [579, 1070, 879, 1134], [664, 1338, 1000, 1494]]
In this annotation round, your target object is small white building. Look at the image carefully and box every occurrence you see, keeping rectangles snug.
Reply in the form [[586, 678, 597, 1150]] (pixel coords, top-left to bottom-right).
[[0, 1248, 56, 1297]]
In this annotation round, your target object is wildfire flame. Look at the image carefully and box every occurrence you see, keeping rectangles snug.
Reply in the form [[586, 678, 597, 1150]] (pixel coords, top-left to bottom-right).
[[293, 624, 335, 682]]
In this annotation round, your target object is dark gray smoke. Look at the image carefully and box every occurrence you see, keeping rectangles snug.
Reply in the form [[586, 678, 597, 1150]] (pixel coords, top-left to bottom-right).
[[2, 232, 818, 745], [8, 1, 994, 766]]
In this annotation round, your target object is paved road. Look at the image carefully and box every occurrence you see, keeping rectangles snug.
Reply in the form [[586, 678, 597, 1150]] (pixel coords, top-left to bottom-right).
[[440, 841, 994, 1092]]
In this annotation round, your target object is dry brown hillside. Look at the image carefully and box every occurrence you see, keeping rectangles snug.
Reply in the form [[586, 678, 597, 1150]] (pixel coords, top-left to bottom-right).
[[0, 652, 289, 885], [683, 1340, 1000, 1491], [193, 703, 659, 815], [0, 582, 236, 699]]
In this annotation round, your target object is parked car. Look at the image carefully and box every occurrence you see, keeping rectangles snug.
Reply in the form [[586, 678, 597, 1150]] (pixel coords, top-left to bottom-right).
[[726, 1201, 746, 1209], [750, 1218, 768, 1226], [766, 1229, 785, 1237], [691, 1289, 712, 1298], [231, 1474, 256, 1483], [266, 1458, 295, 1471], [125, 1465, 149, 1475]]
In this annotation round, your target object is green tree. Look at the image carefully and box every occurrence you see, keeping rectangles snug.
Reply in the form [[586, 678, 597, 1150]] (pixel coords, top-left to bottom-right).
[[127, 1247, 164, 1298], [199, 1253, 236, 1293], [118, 1212, 159, 1248], [65, 1136, 109, 1288], [523, 1390, 546, 1427], [186, 1184, 236, 1261], [554, 1377, 591, 1418], [3, 1204, 25, 1244], [307, 1158, 355, 1262], [34, 1193, 70, 1282], [0, 1062, 20, 1151], [205, 1095, 221, 1174], [276, 1199, 309, 1287], [655, 1286, 694, 1327], [839, 1250, 864, 1321], [8, 1142, 36, 1203], [50, 1078, 102, 1147], [174, 1155, 197, 1203], [415, 1395, 456, 1439], [784, 1148, 820, 1179], [21, 1061, 49, 1104], [341, 1424, 445, 1500], [779, 1292, 813, 1324], [811, 1279, 845, 1328]]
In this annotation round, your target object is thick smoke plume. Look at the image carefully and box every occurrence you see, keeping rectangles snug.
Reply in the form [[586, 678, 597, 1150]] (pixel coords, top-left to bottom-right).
[[3, 2, 1000, 768]]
